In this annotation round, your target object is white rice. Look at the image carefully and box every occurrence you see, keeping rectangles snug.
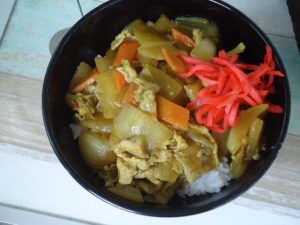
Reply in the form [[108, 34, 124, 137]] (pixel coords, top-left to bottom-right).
[[178, 158, 232, 197], [69, 123, 83, 140]]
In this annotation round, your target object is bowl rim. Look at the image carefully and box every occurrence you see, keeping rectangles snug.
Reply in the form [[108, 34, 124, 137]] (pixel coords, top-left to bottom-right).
[[42, 0, 291, 217]]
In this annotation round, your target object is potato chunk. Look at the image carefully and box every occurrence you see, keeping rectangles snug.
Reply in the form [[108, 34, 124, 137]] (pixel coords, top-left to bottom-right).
[[108, 184, 144, 203], [133, 20, 174, 47], [112, 104, 173, 150], [79, 131, 116, 169], [227, 104, 268, 155]]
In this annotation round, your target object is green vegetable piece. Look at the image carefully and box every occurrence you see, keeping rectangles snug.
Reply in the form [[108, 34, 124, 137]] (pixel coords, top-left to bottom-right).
[[175, 16, 220, 43], [190, 38, 216, 61], [228, 42, 246, 56], [154, 14, 173, 33], [175, 16, 210, 28], [230, 159, 249, 179], [227, 104, 269, 155], [246, 117, 264, 160]]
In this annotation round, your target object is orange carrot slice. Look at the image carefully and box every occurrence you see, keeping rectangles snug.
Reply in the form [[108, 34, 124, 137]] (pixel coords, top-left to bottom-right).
[[114, 40, 140, 66], [157, 96, 190, 130], [171, 27, 195, 48], [114, 69, 128, 92], [122, 82, 139, 106], [71, 68, 99, 93], [162, 48, 187, 73]]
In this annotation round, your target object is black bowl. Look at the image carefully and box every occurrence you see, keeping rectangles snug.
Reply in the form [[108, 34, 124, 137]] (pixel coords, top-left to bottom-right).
[[42, 0, 290, 217]]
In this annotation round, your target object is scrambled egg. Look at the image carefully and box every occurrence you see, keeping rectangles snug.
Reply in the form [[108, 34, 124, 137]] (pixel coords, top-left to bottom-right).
[[112, 124, 218, 193], [134, 79, 159, 114], [114, 136, 149, 159], [117, 60, 138, 83], [175, 124, 219, 183], [111, 29, 135, 50], [114, 136, 150, 184], [118, 60, 160, 114], [163, 132, 189, 152], [66, 93, 95, 120], [148, 148, 172, 164], [113, 134, 183, 186], [175, 144, 219, 183], [135, 169, 162, 185], [117, 158, 137, 184], [101, 164, 118, 187]]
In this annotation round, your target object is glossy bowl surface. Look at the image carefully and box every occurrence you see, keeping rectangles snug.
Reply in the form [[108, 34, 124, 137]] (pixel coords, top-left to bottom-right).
[[42, 0, 290, 217]]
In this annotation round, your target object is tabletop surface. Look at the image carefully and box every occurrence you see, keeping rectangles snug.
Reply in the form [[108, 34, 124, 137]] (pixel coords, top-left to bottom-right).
[[0, 0, 299, 224]]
